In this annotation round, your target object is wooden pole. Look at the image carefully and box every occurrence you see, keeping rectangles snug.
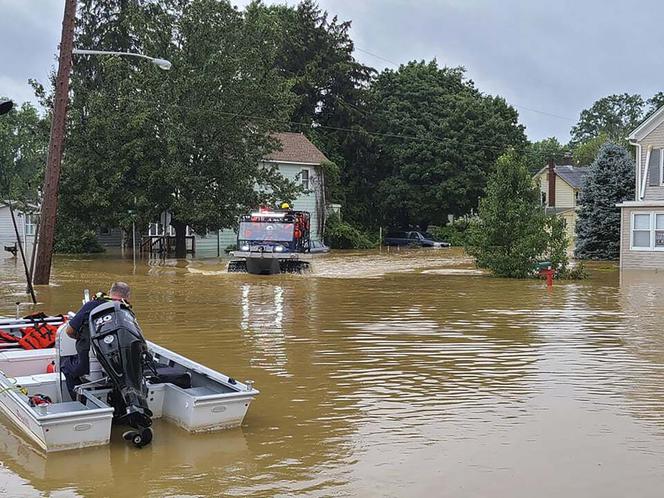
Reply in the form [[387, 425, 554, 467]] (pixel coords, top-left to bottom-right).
[[8, 204, 37, 304], [33, 0, 77, 285]]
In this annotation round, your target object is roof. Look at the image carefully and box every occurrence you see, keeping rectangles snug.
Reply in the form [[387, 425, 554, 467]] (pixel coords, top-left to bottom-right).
[[263, 132, 328, 165], [533, 164, 589, 190], [554, 165, 588, 189], [629, 105, 664, 141]]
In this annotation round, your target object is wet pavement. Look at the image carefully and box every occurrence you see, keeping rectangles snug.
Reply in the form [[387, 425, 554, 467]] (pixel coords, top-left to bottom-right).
[[0, 249, 663, 497]]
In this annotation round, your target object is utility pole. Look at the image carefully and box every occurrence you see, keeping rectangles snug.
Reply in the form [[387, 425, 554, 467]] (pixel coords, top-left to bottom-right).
[[33, 0, 77, 285]]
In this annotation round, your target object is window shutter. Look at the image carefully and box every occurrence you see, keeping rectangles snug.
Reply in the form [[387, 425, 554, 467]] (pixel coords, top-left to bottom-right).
[[649, 149, 661, 186]]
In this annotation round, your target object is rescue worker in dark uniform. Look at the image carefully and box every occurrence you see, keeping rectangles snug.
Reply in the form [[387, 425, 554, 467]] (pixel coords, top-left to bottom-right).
[[61, 281, 132, 397]]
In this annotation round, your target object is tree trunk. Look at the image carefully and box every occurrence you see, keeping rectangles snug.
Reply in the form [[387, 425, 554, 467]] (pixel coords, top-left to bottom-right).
[[173, 221, 187, 259]]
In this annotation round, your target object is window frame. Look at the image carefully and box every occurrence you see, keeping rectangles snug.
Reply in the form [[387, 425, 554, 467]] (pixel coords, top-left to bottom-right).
[[24, 214, 37, 237], [630, 211, 664, 251], [660, 149, 664, 187], [300, 168, 310, 190]]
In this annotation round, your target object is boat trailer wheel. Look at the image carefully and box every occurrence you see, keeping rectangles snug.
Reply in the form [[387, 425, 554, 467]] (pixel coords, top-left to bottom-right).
[[123, 427, 153, 448]]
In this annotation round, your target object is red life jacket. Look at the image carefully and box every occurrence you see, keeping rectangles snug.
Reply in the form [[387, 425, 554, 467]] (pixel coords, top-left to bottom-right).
[[18, 322, 60, 350], [0, 329, 19, 344]]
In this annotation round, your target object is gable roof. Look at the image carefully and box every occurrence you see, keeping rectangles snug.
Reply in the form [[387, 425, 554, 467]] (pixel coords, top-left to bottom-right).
[[554, 165, 588, 189], [263, 132, 328, 165], [533, 164, 589, 190], [629, 105, 664, 141]]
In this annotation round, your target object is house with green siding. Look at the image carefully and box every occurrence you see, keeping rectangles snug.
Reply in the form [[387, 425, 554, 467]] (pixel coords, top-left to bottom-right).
[[98, 132, 329, 258], [194, 132, 328, 257]]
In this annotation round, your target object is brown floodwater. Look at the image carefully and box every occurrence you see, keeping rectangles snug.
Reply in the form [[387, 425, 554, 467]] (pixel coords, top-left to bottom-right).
[[0, 249, 663, 497]]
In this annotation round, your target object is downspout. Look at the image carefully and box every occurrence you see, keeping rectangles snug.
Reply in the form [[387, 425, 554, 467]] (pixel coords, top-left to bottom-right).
[[640, 144, 651, 201], [630, 141, 641, 201]]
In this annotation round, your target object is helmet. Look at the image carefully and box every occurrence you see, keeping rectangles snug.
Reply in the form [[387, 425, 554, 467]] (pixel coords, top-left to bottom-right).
[[280, 202, 290, 210]]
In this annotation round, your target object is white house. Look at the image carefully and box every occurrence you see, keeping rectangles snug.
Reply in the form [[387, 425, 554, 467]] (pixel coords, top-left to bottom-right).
[[0, 203, 37, 258], [618, 107, 664, 269]]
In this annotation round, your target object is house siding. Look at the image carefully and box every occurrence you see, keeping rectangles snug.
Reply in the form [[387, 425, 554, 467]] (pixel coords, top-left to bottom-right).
[[638, 121, 664, 201], [0, 206, 35, 256], [536, 172, 577, 253], [620, 207, 664, 270], [194, 162, 324, 258]]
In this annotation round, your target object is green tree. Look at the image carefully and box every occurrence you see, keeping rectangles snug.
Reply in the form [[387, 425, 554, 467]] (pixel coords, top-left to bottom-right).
[[524, 137, 570, 172], [575, 143, 635, 260], [55, 0, 301, 256], [0, 101, 48, 208], [249, 0, 375, 215], [571, 131, 611, 166], [365, 61, 527, 230], [570, 93, 645, 146], [465, 151, 568, 278]]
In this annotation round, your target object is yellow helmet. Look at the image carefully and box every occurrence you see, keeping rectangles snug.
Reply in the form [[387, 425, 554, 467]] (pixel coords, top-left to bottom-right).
[[280, 202, 290, 210]]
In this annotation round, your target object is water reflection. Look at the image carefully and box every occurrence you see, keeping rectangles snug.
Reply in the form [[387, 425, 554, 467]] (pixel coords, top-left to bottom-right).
[[0, 255, 664, 496]]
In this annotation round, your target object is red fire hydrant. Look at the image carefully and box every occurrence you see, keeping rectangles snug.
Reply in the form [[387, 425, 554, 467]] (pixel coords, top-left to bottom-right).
[[538, 265, 555, 288]]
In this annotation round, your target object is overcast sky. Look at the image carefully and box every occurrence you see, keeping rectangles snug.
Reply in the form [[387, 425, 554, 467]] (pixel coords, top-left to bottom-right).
[[2, 0, 663, 142]]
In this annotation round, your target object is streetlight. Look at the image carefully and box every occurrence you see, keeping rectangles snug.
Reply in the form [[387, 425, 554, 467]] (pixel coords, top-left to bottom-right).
[[72, 48, 172, 70], [0, 99, 13, 115]]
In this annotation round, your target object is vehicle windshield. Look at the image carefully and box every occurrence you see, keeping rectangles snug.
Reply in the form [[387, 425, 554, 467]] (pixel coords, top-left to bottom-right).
[[239, 221, 294, 242]]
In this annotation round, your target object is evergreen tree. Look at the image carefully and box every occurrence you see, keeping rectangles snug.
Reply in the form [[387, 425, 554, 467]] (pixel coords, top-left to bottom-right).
[[465, 151, 568, 278], [575, 143, 635, 260]]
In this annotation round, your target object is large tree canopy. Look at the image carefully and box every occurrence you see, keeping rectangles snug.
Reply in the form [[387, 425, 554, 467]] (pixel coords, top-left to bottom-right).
[[363, 61, 527, 229], [58, 0, 301, 256], [0, 101, 48, 209]]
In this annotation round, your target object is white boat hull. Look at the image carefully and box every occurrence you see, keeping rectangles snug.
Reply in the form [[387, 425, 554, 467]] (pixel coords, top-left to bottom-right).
[[0, 342, 258, 452]]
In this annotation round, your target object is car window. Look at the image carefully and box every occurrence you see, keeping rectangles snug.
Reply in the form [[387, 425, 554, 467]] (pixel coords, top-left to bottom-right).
[[408, 232, 420, 239]]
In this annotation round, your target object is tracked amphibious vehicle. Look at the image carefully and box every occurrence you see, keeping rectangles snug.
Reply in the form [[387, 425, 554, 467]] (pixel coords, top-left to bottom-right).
[[228, 207, 320, 275]]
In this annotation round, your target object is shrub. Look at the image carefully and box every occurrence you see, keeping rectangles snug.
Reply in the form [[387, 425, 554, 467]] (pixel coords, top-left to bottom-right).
[[431, 218, 471, 246], [324, 214, 374, 249], [54, 220, 105, 254], [465, 151, 569, 278]]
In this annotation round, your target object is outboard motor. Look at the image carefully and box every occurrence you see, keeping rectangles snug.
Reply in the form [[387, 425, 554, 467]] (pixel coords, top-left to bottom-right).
[[88, 301, 153, 448]]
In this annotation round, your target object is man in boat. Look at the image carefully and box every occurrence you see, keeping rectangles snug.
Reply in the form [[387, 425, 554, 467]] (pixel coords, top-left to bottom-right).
[[61, 282, 132, 396]]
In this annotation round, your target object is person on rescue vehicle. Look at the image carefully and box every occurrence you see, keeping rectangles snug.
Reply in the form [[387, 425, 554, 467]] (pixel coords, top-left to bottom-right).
[[61, 282, 132, 397]]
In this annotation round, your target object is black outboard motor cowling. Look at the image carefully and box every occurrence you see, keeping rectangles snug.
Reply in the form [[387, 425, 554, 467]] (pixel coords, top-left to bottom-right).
[[88, 301, 153, 447]]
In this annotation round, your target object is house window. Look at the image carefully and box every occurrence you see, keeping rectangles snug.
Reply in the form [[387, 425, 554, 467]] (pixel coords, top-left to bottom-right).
[[300, 169, 309, 190], [631, 212, 664, 250], [657, 214, 664, 248], [575, 191, 581, 205], [99, 226, 111, 236], [24, 215, 37, 236], [632, 214, 651, 248], [541, 191, 547, 206]]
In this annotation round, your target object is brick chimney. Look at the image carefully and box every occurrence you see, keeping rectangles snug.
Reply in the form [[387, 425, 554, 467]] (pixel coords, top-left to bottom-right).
[[547, 159, 556, 208]]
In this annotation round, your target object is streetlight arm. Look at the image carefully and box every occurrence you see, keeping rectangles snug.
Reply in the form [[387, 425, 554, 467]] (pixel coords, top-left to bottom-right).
[[72, 48, 172, 70]]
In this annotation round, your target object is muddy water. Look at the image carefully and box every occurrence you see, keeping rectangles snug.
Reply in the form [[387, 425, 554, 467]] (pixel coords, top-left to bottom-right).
[[0, 250, 663, 497]]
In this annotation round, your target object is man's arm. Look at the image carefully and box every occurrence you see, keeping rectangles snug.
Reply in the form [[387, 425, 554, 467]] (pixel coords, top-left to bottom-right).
[[64, 323, 77, 339]]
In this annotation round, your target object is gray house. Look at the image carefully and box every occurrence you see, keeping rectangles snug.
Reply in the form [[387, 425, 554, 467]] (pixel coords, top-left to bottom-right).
[[618, 107, 664, 269], [0, 203, 37, 258]]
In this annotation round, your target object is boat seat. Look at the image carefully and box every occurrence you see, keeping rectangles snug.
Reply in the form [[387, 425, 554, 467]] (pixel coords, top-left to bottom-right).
[[182, 386, 219, 396], [43, 401, 90, 413], [14, 372, 63, 387]]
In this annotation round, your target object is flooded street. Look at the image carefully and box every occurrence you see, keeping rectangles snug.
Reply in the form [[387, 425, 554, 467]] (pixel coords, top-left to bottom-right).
[[0, 250, 663, 497]]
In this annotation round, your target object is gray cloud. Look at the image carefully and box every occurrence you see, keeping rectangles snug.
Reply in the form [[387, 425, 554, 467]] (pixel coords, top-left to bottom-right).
[[3, 0, 663, 142]]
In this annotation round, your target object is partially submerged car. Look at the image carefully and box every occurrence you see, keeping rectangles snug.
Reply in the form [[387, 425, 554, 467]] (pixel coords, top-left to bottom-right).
[[383, 231, 450, 248]]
